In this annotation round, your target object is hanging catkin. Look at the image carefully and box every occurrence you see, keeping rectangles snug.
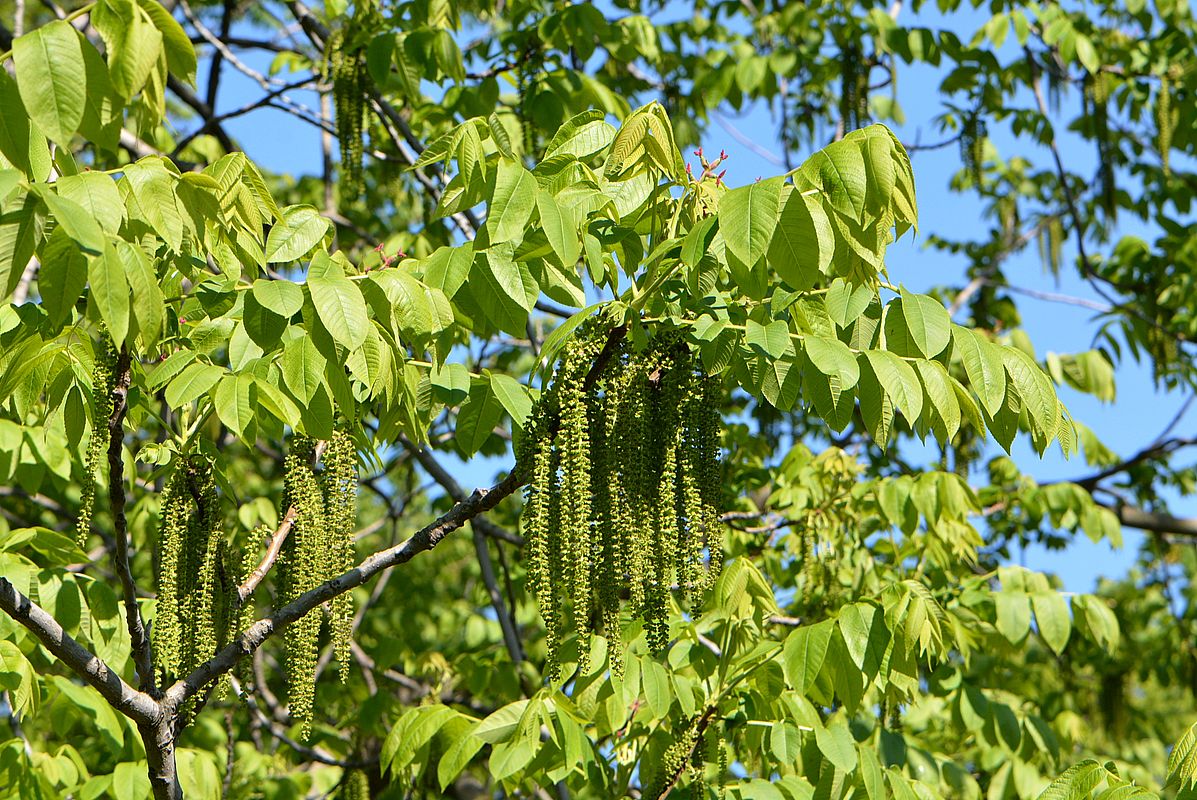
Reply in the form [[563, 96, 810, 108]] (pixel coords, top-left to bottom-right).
[[518, 322, 724, 679]]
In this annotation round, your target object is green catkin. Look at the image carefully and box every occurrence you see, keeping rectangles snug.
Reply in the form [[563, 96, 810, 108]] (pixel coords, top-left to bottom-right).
[[339, 767, 370, 800], [518, 323, 724, 674], [647, 353, 681, 655], [78, 339, 116, 549], [326, 19, 368, 200], [646, 715, 703, 800], [322, 430, 358, 682], [561, 352, 594, 672], [280, 436, 325, 739], [154, 457, 233, 703], [619, 358, 651, 615], [155, 470, 186, 683], [1158, 76, 1172, 177]]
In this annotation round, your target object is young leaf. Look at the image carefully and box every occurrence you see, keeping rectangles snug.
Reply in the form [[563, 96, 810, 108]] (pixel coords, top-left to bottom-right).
[[899, 289, 951, 358], [265, 205, 329, 263], [87, 242, 131, 344], [952, 325, 1006, 416], [308, 274, 369, 350], [487, 159, 537, 244], [720, 176, 784, 268], [12, 21, 87, 146]]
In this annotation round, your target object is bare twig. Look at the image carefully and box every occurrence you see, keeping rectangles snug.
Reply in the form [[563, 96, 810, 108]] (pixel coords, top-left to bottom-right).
[[237, 440, 329, 604]]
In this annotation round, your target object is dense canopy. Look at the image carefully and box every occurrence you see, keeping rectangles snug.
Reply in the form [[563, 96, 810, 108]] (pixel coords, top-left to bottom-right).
[[1, 0, 1197, 799]]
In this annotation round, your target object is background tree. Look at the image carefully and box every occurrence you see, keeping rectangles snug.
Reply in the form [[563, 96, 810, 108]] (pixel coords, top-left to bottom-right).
[[1, 1, 1197, 799]]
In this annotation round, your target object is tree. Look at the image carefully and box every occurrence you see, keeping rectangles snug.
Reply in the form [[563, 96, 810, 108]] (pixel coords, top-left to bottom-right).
[[1, 0, 1196, 798]]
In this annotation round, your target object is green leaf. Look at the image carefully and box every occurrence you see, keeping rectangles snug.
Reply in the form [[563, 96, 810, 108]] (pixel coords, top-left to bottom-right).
[[815, 714, 858, 773], [147, 350, 195, 390], [899, 289, 951, 357], [914, 359, 960, 442], [87, 242, 131, 344], [1038, 760, 1106, 800], [746, 320, 791, 360], [864, 350, 923, 423], [0, 641, 38, 720], [112, 760, 151, 800], [537, 190, 582, 268], [487, 159, 537, 244], [55, 172, 123, 235], [438, 730, 485, 790], [0, 71, 43, 177], [12, 21, 87, 146], [805, 335, 860, 390], [769, 188, 833, 291], [383, 705, 456, 773], [546, 111, 616, 159], [473, 246, 538, 335], [251, 280, 304, 317], [0, 193, 41, 301], [165, 362, 224, 409], [825, 279, 874, 328], [117, 239, 164, 347], [122, 159, 185, 252], [265, 205, 329, 263], [643, 658, 671, 718], [280, 337, 327, 406], [1032, 591, 1071, 655], [720, 176, 784, 268], [1002, 347, 1058, 449], [1169, 724, 1197, 789], [308, 274, 369, 350], [137, 0, 197, 84], [39, 189, 103, 253], [214, 374, 256, 439], [952, 325, 1006, 415], [92, 0, 163, 101], [782, 620, 833, 694], [474, 699, 532, 743], [455, 379, 503, 457], [490, 722, 539, 781], [488, 374, 533, 431], [995, 592, 1031, 645], [37, 232, 87, 328]]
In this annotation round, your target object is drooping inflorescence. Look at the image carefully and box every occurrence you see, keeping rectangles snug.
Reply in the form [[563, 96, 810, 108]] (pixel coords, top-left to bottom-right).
[[77, 337, 117, 549], [154, 455, 239, 698], [279, 429, 359, 739], [325, 1, 378, 200], [518, 321, 724, 679]]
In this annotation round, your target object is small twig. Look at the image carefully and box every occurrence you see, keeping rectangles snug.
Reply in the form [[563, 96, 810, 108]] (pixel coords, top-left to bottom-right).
[[237, 440, 329, 604]]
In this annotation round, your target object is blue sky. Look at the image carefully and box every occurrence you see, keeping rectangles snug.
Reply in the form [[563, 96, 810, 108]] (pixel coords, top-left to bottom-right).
[[189, 3, 1193, 592]]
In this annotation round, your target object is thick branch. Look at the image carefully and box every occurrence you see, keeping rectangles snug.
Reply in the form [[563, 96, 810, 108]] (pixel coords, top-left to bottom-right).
[[1103, 502, 1197, 538], [108, 346, 156, 695], [165, 468, 525, 708], [0, 577, 159, 725]]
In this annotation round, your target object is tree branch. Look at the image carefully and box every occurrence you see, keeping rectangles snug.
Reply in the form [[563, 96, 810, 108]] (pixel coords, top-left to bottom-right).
[[165, 468, 526, 708], [0, 577, 159, 725], [107, 346, 156, 695]]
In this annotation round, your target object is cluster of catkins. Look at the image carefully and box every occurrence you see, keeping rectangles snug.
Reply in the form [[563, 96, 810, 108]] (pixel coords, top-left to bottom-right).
[[279, 430, 358, 739], [325, 0, 379, 199], [155, 456, 239, 695], [76, 338, 117, 549], [518, 321, 723, 680]]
